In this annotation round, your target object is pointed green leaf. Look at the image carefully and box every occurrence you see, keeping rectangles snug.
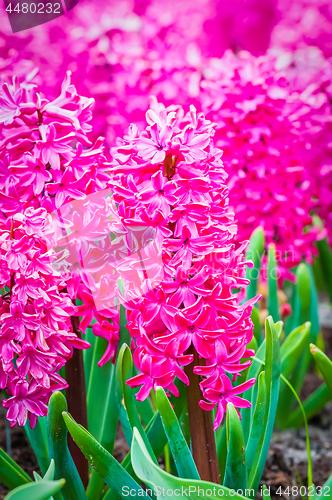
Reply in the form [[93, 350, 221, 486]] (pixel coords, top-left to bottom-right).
[[310, 344, 332, 396], [262, 485, 271, 500], [0, 447, 32, 490], [135, 394, 155, 428], [216, 424, 227, 485], [83, 327, 95, 391], [33, 472, 43, 482], [251, 306, 261, 346], [4, 480, 65, 500], [43, 460, 55, 482], [283, 265, 319, 416], [241, 320, 282, 443], [47, 392, 87, 500], [324, 474, 332, 489], [102, 378, 187, 500], [246, 372, 267, 472], [119, 304, 131, 350], [87, 336, 114, 441], [62, 412, 147, 499], [280, 322, 311, 378], [24, 417, 49, 475], [293, 263, 311, 327], [241, 336, 266, 444], [86, 349, 119, 499], [131, 427, 250, 500], [278, 321, 311, 423], [224, 403, 247, 491], [245, 227, 265, 301], [247, 316, 281, 495], [267, 243, 280, 322], [316, 237, 332, 303], [120, 344, 158, 464], [156, 387, 200, 480]]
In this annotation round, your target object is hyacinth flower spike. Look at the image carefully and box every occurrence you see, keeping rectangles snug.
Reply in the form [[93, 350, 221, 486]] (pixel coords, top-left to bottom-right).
[[110, 102, 261, 482]]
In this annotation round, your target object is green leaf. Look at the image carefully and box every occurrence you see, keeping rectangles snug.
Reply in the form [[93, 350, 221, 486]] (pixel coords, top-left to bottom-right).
[[244, 227, 265, 301], [277, 322, 311, 422], [0, 447, 32, 490], [241, 319, 283, 443], [280, 322, 311, 377], [83, 327, 95, 391], [216, 424, 227, 484], [310, 344, 332, 396], [46, 392, 87, 500], [86, 309, 134, 500], [102, 378, 187, 500], [87, 336, 114, 442], [156, 387, 200, 480], [119, 304, 131, 351], [114, 343, 133, 445], [43, 459, 55, 482], [118, 404, 133, 448], [246, 372, 267, 472], [247, 316, 281, 495], [62, 412, 147, 499], [86, 360, 118, 500], [251, 307, 261, 346], [261, 485, 271, 500], [4, 480, 65, 500], [267, 243, 280, 323], [224, 403, 247, 491], [285, 265, 320, 413], [324, 474, 332, 489], [135, 395, 155, 428], [292, 263, 311, 327], [131, 427, 250, 500], [241, 336, 266, 444], [307, 266, 320, 346], [24, 417, 50, 475], [316, 237, 332, 303], [119, 344, 158, 464], [245, 228, 265, 345]]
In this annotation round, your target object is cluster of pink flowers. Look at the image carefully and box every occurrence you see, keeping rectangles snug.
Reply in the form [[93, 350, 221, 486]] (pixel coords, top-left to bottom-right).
[[110, 102, 259, 429], [1, 0, 331, 250], [0, 209, 87, 428], [0, 72, 118, 426]]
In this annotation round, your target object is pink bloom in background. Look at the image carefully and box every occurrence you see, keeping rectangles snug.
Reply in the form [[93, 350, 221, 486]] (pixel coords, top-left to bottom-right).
[[0, 0, 331, 248], [271, 0, 332, 57], [110, 103, 260, 429], [197, 51, 323, 280]]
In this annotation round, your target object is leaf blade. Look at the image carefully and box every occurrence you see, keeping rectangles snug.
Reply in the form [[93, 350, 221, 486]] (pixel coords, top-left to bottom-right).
[[156, 387, 200, 480]]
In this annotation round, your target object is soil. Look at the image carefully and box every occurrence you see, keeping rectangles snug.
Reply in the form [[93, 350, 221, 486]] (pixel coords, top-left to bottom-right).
[[1, 328, 331, 499]]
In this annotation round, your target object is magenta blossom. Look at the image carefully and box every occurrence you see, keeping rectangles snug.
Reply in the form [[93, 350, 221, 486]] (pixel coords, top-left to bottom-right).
[[200, 376, 256, 430], [110, 103, 260, 429], [0, 74, 120, 427]]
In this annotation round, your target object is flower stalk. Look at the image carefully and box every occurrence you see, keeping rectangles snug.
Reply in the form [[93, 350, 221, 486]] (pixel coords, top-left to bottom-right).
[[185, 347, 220, 484], [66, 311, 89, 487]]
